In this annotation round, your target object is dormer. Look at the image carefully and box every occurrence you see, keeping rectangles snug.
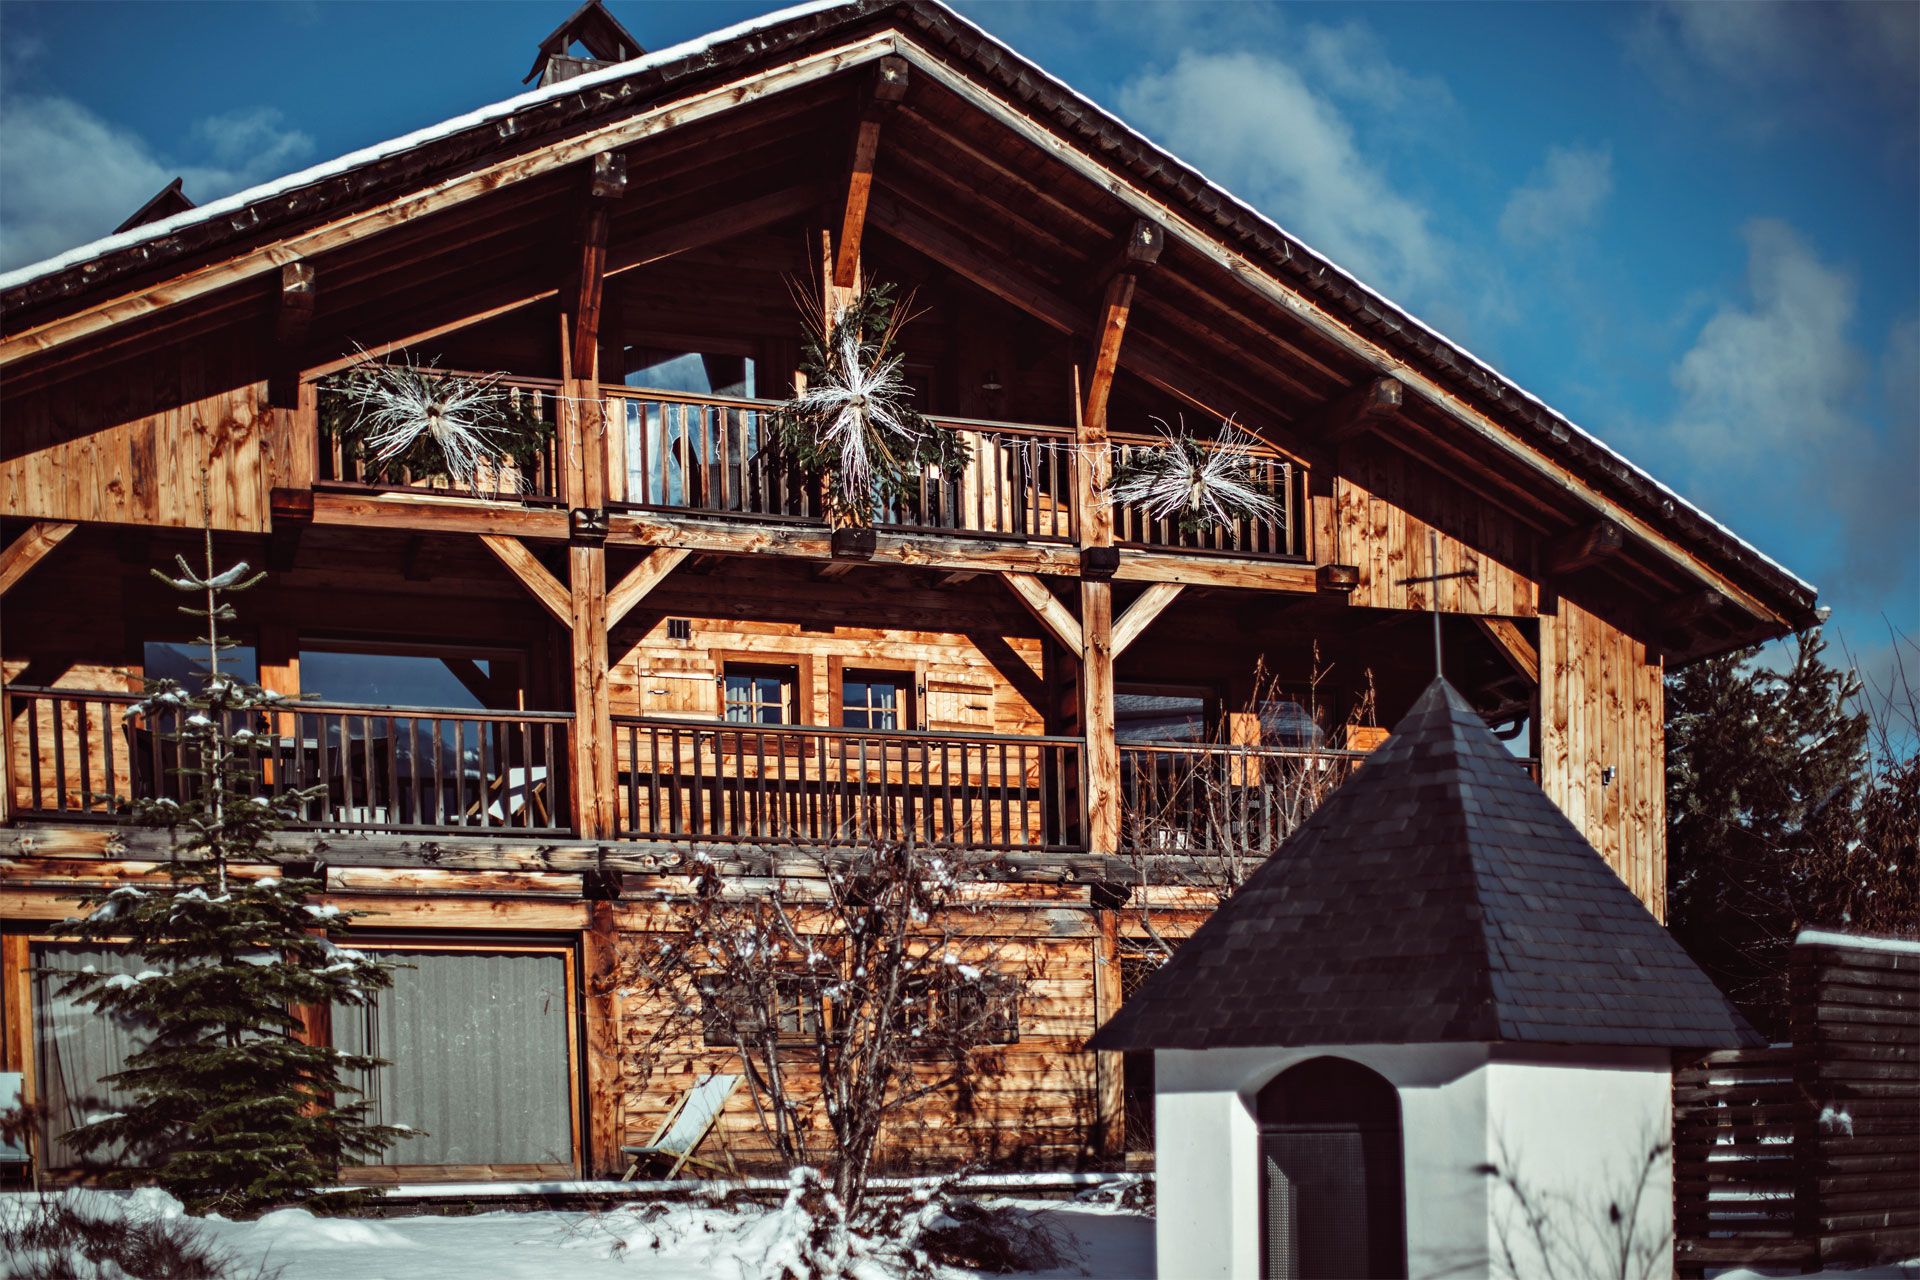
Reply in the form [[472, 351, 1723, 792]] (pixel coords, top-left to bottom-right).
[[523, 0, 644, 87]]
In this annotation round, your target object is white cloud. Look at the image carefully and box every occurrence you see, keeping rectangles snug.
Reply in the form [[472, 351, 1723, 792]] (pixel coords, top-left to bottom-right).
[[1117, 48, 1446, 299], [1664, 221, 1915, 608], [1499, 145, 1612, 248], [0, 96, 312, 272]]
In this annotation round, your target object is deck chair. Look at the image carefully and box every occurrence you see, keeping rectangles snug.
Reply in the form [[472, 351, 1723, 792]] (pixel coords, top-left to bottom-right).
[[619, 1072, 741, 1181]]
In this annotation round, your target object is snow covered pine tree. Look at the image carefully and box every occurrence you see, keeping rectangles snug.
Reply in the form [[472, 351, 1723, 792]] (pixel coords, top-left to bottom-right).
[[43, 526, 410, 1215]]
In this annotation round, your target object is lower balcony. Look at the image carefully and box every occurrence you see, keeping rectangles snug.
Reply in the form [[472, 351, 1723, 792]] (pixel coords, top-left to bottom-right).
[[5, 686, 573, 837], [613, 718, 1084, 852]]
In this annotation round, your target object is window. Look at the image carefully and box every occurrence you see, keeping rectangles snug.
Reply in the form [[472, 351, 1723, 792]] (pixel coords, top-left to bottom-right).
[[1257, 692, 1329, 749], [723, 665, 798, 725], [841, 671, 910, 731], [31, 943, 166, 1169], [622, 348, 755, 398], [298, 645, 522, 711], [1115, 687, 1214, 744], [333, 946, 575, 1172], [143, 640, 257, 693], [700, 974, 824, 1046]]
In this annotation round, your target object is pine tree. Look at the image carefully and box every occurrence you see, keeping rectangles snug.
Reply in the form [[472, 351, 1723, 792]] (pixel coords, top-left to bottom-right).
[[1666, 628, 1870, 1036], [45, 526, 409, 1216]]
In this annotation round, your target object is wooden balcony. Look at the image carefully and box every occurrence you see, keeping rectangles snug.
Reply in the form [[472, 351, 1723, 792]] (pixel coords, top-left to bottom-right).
[[303, 376, 1311, 561], [5, 686, 572, 837], [614, 717, 1084, 852]]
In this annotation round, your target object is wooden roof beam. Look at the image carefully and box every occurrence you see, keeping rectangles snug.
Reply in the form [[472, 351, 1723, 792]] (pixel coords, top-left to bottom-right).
[[0, 521, 77, 597], [1306, 377, 1403, 445], [833, 57, 909, 289], [1082, 220, 1161, 432], [1547, 519, 1625, 575], [267, 260, 315, 410], [566, 152, 625, 380]]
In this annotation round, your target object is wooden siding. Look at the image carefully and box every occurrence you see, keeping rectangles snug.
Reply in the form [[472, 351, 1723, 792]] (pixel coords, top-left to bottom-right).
[[1332, 437, 1539, 617], [1539, 596, 1666, 918], [2, 370, 299, 533]]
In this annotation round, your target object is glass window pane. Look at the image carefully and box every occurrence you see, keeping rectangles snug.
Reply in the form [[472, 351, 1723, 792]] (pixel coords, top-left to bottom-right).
[[1115, 692, 1209, 744], [298, 651, 490, 710], [333, 950, 571, 1167], [143, 641, 258, 693], [32, 943, 165, 1169]]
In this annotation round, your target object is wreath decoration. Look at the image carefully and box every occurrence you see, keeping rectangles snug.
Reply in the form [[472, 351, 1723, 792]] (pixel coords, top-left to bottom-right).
[[1107, 418, 1285, 536], [317, 351, 554, 492], [770, 284, 967, 527]]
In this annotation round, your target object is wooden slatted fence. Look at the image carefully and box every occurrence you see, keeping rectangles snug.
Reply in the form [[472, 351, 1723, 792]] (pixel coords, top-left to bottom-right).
[[1674, 933, 1919, 1276]]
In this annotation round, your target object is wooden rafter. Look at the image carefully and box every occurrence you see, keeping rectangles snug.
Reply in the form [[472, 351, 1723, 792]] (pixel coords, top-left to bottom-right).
[[1548, 520, 1626, 575], [1307, 377, 1403, 445], [0, 522, 77, 596], [480, 535, 571, 626], [1474, 617, 1540, 685], [1, 31, 900, 366], [606, 547, 691, 629], [1001, 573, 1083, 655], [1110, 582, 1185, 658], [832, 57, 909, 289], [268, 260, 315, 410]]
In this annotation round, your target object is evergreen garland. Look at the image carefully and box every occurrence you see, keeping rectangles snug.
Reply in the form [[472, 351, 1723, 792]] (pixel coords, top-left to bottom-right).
[[44, 527, 411, 1215], [770, 284, 967, 525], [317, 353, 552, 491]]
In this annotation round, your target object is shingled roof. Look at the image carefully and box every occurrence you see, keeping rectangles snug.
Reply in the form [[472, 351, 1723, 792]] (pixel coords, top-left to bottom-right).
[[1091, 679, 1761, 1052]]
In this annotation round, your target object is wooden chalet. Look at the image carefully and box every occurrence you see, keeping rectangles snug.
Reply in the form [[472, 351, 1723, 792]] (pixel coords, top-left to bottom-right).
[[0, 0, 1819, 1184]]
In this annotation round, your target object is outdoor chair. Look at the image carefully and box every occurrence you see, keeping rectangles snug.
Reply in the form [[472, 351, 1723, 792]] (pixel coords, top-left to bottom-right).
[[619, 1072, 741, 1181]]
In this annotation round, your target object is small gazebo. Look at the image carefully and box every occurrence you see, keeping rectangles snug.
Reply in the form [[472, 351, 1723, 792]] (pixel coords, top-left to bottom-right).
[[1091, 679, 1760, 1280]]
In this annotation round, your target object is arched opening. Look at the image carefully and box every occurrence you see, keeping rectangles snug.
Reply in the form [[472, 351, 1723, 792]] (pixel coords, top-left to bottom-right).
[[1256, 1057, 1407, 1280]]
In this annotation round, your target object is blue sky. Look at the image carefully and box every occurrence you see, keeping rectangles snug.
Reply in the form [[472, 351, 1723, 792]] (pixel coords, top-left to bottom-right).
[[1, 0, 1914, 694]]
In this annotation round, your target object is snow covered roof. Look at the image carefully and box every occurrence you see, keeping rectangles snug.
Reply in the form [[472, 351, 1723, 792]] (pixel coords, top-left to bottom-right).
[[1091, 679, 1763, 1052], [0, 0, 1818, 625]]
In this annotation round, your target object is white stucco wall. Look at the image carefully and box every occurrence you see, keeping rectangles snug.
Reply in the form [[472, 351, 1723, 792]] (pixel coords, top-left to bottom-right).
[[1151, 1043, 1673, 1280]]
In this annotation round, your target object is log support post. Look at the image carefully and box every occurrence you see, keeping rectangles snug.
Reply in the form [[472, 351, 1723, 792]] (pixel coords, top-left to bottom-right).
[[832, 57, 908, 291], [1090, 901, 1124, 1158], [1078, 223, 1158, 1157], [268, 261, 316, 410], [583, 898, 625, 1177]]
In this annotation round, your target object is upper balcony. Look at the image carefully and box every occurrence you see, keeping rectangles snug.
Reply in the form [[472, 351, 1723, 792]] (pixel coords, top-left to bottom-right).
[[308, 374, 1311, 566]]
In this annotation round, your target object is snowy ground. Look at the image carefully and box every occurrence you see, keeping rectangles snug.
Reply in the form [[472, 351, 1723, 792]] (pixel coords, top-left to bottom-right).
[[2, 1188, 1156, 1280]]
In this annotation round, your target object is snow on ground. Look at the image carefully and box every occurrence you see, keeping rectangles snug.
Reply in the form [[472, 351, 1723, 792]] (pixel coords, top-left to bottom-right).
[[0, 1188, 1155, 1280], [1714, 1266, 1920, 1280]]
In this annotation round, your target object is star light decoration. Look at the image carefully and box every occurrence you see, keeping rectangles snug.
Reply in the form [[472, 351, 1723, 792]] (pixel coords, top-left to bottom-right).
[[771, 284, 965, 526], [319, 349, 551, 492], [1106, 418, 1286, 536]]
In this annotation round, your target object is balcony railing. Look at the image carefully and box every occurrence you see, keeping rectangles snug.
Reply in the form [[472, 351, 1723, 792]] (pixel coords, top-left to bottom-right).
[[614, 717, 1084, 851], [313, 373, 565, 503], [603, 390, 1078, 542], [305, 375, 1313, 557], [6, 687, 572, 836], [1119, 742, 1368, 858], [1109, 435, 1305, 559]]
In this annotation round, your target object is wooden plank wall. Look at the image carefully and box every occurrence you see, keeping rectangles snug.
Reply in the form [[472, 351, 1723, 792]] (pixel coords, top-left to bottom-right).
[[1538, 596, 1665, 917], [1333, 439, 1538, 617], [607, 888, 1099, 1172], [2, 361, 298, 533]]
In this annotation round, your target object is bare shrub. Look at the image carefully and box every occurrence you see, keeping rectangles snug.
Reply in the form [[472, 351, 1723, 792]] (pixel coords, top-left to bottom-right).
[[0, 1192, 281, 1280]]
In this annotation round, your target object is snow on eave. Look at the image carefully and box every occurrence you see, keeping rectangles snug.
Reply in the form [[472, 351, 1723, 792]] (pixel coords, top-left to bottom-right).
[[913, 3, 1815, 601], [0, 0, 857, 294], [1796, 928, 1920, 955]]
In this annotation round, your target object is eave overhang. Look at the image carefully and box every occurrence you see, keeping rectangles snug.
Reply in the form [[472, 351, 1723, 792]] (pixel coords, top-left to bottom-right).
[[0, 0, 1818, 645]]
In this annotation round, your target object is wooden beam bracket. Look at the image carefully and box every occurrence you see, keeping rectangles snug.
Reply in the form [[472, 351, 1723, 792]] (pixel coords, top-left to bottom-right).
[[1080, 546, 1121, 582], [1316, 563, 1361, 594], [480, 534, 572, 626], [1473, 617, 1541, 685], [0, 521, 78, 597], [1092, 218, 1165, 291], [570, 506, 611, 545], [605, 546, 691, 630], [1001, 572, 1083, 655], [1111, 582, 1185, 658]]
